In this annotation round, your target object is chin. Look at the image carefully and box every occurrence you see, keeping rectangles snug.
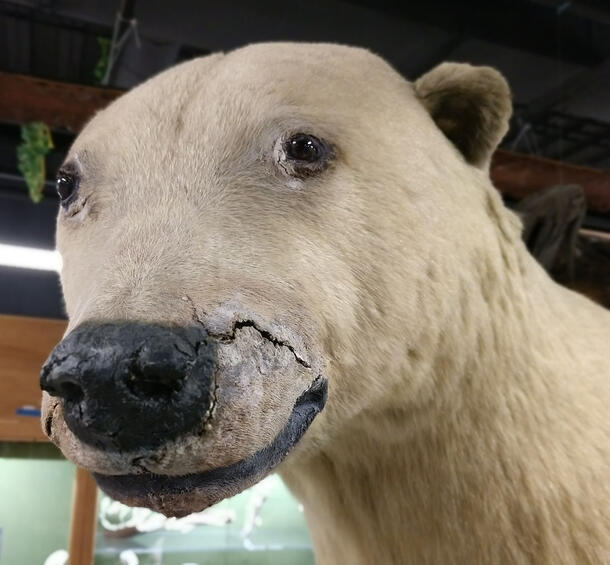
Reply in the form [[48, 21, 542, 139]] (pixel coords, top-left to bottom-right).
[[93, 377, 327, 517]]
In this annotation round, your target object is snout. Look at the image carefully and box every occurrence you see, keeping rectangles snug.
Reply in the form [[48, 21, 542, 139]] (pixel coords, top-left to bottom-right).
[[41, 317, 326, 517], [40, 323, 215, 452]]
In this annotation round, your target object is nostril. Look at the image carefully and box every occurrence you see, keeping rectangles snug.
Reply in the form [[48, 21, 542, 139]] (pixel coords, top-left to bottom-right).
[[59, 380, 84, 403], [41, 368, 84, 403]]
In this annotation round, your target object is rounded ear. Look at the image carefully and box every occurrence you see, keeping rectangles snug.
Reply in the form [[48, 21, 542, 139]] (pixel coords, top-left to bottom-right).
[[414, 62, 512, 169]]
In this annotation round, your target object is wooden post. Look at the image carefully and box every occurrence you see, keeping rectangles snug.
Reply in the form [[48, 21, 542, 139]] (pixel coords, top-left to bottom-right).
[[68, 467, 98, 565]]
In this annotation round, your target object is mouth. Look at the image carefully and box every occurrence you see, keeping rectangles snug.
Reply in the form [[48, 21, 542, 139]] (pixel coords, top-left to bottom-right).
[[93, 376, 327, 517]]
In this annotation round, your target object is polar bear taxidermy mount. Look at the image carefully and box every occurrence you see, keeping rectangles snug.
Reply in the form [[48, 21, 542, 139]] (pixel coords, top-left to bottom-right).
[[41, 43, 609, 564]]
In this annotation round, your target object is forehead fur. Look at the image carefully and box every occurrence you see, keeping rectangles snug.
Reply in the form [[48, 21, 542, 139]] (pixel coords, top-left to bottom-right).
[[74, 43, 414, 155]]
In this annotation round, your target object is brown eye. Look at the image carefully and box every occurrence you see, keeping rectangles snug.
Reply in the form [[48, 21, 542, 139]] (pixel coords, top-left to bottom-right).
[[284, 134, 325, 163], [56, 171, 79, 205]]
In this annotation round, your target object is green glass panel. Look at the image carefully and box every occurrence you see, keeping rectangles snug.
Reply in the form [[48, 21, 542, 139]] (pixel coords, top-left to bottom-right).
[[0, 453, 74, 565]]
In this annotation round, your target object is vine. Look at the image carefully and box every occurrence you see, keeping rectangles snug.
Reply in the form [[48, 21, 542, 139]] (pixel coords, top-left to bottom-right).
[[16, 122, 54, 203]]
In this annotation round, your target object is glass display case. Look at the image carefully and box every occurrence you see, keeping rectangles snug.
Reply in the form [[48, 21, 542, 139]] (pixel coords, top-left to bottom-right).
[[95, 474, 313, 565], [0, 443, 74, 565], [0, 443, 314, 565]]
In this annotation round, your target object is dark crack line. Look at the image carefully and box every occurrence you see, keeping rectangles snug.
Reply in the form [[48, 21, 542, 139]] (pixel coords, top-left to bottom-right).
[[183, 295, 311, 370], [229, 320, 311, 369]]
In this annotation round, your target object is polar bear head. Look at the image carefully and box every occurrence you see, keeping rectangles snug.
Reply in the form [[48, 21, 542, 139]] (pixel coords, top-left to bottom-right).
[[41, 43, 514, 516]]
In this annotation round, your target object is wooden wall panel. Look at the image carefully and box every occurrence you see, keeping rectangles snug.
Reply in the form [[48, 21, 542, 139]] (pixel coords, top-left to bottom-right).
[[0, 314, 66, 441]]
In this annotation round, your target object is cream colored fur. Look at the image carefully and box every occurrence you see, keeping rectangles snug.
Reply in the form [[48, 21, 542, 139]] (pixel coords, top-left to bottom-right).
[[46, 43, 609, 564]]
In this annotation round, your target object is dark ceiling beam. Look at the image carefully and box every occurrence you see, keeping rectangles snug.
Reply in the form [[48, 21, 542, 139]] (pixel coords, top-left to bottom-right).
[[1, 72, 609, 216], [526, 0, 610, 26], [531, 118, 585, 152], [525, 57, 610, 119], [349, 0, 609, 67], [6, 0, 609, 68], [0, 72, 121, 132], [546, 130, 606, 160], [583, 147, 610, 167], [0, 0, 112, 34], [409, 35, 465, 78]]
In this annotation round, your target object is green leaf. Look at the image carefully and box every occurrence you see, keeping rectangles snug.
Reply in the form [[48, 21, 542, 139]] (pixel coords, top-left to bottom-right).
[[16, 122, 54, 203], [93, 36, 112, 85]]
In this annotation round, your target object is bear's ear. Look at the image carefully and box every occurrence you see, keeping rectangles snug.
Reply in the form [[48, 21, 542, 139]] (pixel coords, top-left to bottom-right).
[[414, 62, 512, 169]]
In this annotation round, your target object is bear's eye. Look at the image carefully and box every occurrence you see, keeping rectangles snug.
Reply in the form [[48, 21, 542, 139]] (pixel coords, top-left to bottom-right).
[[276, 133, 332, 179], [55, 170, 79, 205], [284, 134, 325, 163]]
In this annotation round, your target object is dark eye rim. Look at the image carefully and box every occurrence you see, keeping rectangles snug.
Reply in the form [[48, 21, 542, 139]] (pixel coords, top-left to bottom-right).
[[277, 132, 333, 178], [55, 167, 80, 207]]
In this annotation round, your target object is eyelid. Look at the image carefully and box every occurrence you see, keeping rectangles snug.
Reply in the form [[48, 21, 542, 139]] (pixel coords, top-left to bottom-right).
[[57, 162, 80, 178], [59, 152, 85, 175]]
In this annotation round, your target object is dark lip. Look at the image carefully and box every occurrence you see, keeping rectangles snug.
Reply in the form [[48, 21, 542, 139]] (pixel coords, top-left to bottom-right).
[[93, 376, 327, 516]]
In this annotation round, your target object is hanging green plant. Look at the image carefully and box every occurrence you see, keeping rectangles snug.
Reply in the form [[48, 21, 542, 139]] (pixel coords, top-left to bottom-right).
[[17, 122, 54, 203], [93, 36, 112, 84]]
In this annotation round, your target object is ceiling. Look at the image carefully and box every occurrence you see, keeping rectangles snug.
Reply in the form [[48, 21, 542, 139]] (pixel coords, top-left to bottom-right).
[[1, 0, 609, 318]]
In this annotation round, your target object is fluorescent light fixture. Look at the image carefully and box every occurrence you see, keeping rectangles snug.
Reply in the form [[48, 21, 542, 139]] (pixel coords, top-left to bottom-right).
[[0, 243, 62, 272]]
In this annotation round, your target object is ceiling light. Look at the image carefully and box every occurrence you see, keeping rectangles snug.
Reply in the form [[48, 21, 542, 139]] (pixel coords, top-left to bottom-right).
[[0, 243, 62, 272]]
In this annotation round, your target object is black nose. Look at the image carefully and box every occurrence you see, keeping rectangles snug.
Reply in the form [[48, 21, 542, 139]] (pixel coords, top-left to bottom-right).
[[40, 322, 215, 452]]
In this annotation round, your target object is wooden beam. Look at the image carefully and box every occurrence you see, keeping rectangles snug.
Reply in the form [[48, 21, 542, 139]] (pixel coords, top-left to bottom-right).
[[0, 72, 609, 215], [491, 149, 610, 215], [0, 314, 66, 441], [68, 467, 98, 565], [0, 72, 122, 133]]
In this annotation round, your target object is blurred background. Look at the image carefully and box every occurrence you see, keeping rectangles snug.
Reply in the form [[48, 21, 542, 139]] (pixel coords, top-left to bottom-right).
[[0, 1, 608, 563]]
